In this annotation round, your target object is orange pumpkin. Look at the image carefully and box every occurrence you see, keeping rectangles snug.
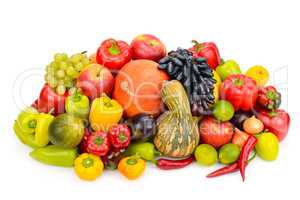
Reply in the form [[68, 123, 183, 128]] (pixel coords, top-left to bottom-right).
[[113, 59, 169, 117]]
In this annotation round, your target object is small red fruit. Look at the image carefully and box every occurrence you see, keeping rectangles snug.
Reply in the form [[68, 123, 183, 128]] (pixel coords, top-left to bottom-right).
[[108, 124, 131, 149], [77, 64, 114, 100], [257, 86, 281, 110], [131, 34, 166, 62], [86, 131, 110, 156], [199, 117, 234, 149], [96, 38, 132, 70]]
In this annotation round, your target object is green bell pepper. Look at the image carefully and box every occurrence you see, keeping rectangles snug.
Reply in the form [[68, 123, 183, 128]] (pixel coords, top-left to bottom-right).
[[65, 92, 90, 120], [30, 145, 78, 167]]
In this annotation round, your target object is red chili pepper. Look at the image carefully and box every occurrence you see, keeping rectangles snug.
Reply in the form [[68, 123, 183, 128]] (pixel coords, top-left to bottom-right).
[[238, 135, 257, 181], [86, 131, 110, 156], [35, 84, 68, 116], [206, 151, 256, 178], [108, 124, 131, 149], [206, 163, 239, 178], [96, 38, 132, 71], [189, 40, 221, 70], [156, 156, 194, 170]]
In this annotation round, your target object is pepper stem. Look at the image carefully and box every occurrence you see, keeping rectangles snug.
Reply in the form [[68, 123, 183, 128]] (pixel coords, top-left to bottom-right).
[[233, 78, 244, 87], [94, 136, 104, 146], [28, 119, 37, 129], [108, 40, 121, 56], [126, 156, 139, 165], [118, 132, 128, 142], [82, 157, 94, 168], [72, 92, 82, 102], [191, 40, 204, 52]]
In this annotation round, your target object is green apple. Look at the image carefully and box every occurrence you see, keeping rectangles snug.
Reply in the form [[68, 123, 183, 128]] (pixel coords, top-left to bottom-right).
[[216, 59, 241, 80]]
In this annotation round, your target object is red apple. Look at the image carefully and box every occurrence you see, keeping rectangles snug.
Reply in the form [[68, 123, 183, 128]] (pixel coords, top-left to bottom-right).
[[34, 84, 68, 116], [77, 64, 114, 100], [199, 117, 234, 149], [130, 34, 166, 62]]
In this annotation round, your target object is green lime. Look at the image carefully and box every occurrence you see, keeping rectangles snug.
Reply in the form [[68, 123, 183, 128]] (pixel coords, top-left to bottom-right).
[[194, 144, 218, 166], [218, 143, 240, 164], [213, 100, 234, 121]]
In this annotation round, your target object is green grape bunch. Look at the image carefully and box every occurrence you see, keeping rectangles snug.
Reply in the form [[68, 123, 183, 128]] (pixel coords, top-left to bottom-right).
[[45, 52, 91, 95]]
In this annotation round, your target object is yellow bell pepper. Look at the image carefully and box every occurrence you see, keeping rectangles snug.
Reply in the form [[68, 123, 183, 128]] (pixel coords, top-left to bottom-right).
[[118, 155, 146, 180], [89, 94, 123, 132], [74, 153, 104, 181]]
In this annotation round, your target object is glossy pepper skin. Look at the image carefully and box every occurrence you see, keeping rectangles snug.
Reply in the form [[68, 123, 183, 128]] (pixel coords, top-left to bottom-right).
[[96, 38, 132, 70], [74, 153, 104, 181], [238, 135, 257, 181], [157, 156, 194, 170], [108, 124, 131, 149], [220, 74, 258, 111], [189, 40, 221, 70], [118, 156, 146, 180], [125, 142, 161, 162], [36, 84, 68, 116], [65, 92, 90, 120], [206, 150, 256, 178], [89, 94, 123, 132], [30, 145, 78, 167], [14, 107, 54, 148], [86, 131, 110, 156], [257, 86, 281, 110], [255, 109, 290, 141]]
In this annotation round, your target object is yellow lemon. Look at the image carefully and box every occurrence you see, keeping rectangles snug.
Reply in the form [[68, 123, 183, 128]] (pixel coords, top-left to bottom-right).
[[246, 65, 269, 86]]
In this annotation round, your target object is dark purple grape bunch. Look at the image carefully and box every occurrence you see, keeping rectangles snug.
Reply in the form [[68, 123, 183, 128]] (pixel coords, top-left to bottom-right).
[[158, 48, 216, 116]]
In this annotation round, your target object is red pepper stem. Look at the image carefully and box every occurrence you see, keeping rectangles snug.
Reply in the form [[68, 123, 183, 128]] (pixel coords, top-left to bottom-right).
[[191, 40, 204, 52], [118, 132, 127, 142], [108, 40, 121, 56]]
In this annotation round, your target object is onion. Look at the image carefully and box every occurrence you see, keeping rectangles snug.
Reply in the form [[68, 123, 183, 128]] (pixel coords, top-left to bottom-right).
[[243, 116, 264, 134]]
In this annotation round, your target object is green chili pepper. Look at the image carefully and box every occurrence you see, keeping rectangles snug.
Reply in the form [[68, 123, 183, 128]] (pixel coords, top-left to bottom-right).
[[30, 145, 78, 167], [125, 142, 161, 162]]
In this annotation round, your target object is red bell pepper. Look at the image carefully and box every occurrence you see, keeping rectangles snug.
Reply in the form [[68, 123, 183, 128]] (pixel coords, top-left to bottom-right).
[[108, 124, 131, 149], [86, 131, 110, 156], [220, 74, 258, 111], [96, 38, 132, 71], [189, 40, 221, 70], [257, 86, 281, 110], [35, 84, 68, 116], [255, 109, 290, 142]]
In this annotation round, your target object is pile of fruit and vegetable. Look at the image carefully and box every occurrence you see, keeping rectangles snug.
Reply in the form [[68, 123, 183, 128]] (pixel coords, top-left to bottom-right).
[[13, 34, 290, 181]]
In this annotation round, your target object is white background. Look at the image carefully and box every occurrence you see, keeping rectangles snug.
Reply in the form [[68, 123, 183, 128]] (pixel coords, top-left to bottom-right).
[[0, 0, 299, 199]]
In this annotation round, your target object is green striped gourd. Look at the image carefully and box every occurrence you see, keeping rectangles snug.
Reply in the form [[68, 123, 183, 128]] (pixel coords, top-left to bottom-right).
[[154, 80, 199, 157]]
